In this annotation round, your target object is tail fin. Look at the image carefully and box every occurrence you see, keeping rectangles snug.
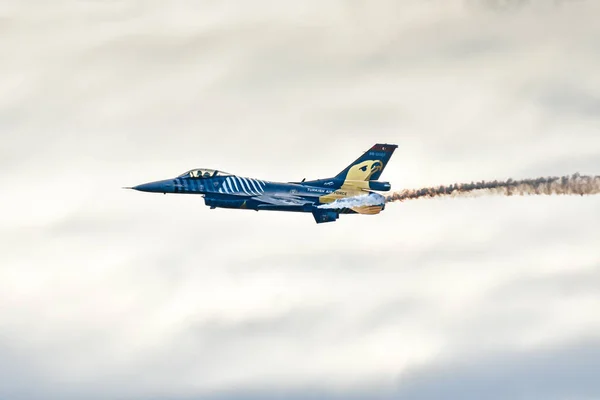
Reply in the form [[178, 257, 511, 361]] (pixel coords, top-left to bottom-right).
[[334, 143, 397, 182]]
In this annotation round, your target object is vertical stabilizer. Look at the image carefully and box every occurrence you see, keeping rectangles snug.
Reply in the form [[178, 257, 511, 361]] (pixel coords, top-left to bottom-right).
[[334, 143, 397, 182]]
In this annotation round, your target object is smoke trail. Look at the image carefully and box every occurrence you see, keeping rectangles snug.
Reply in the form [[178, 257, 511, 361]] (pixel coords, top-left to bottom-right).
[[385, 173, 600, 203]]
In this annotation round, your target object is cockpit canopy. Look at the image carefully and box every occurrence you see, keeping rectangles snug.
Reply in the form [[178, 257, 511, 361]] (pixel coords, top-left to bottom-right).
[[177, 169, 232, 179]]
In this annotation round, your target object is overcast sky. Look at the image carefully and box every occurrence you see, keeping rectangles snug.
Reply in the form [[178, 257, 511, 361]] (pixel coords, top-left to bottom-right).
[[1, 0, 600, 399]]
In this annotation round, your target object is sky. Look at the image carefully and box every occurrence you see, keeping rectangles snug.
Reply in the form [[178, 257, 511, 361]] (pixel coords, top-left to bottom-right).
[[1, 0, 600, 399]]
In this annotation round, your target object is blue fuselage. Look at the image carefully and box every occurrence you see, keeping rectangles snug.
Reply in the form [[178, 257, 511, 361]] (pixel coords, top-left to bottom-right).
[[132, 174, 362, 213]]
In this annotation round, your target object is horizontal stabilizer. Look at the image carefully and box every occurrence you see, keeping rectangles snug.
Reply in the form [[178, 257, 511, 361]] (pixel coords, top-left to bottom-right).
[[351, 205, 384, 215], [342, 180, 392, 191]]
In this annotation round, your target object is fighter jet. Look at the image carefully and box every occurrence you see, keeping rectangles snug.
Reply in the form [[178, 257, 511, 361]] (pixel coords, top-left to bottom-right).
[[127, 143, 397, 223]]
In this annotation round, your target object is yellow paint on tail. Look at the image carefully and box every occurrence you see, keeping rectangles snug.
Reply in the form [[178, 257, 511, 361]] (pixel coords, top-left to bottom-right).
[[345, 160, 384, 181]]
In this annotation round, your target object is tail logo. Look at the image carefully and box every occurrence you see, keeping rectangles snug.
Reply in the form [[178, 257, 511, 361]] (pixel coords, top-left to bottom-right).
[[346, 160, 383, 181]]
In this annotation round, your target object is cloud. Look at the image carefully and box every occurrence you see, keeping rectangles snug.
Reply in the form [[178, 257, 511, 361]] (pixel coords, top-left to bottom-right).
[[1, 0, 599, 399], [377, 338, 600, 400]]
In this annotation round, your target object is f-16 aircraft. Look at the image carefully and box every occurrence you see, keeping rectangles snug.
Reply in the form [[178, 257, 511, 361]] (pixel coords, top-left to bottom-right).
[[127, 143, 397, 223]]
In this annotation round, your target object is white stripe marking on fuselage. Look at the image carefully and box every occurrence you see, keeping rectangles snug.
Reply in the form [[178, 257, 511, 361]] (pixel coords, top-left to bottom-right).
[[225, 178, 234, 193], [218, 179, 229, 193], [237, 177, 252, 195], [242, 177, 258, 195], [229, 177, 239, 193], [248, 178, 262, 194]]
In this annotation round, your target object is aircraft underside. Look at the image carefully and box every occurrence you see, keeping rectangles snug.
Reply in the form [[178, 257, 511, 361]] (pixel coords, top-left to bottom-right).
[[202, 192, 384, 224]]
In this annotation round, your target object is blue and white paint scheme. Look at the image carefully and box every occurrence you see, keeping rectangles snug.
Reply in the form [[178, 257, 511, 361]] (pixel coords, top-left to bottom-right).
[[127, 143, 397, 224]]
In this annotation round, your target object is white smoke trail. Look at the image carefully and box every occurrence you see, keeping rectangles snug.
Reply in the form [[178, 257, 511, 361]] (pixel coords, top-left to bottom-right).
[[318, 193, 385, 209], [385, 173, 600, 203]]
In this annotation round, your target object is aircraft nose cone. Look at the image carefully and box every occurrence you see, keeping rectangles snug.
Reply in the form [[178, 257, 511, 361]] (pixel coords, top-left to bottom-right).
[[132, 179, 175, 193]]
